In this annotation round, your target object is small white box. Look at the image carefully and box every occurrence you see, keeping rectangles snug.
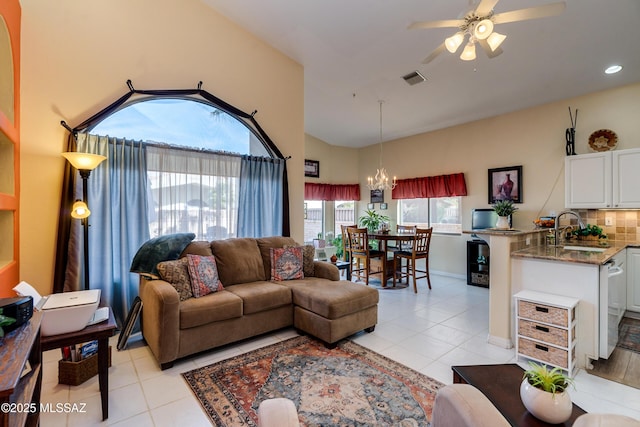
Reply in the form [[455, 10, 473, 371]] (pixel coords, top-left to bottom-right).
[[40, 290, 101, 336]]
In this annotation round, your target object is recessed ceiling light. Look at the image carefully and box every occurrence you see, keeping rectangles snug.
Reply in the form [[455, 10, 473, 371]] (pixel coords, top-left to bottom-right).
[[605, 65, 623, 74]]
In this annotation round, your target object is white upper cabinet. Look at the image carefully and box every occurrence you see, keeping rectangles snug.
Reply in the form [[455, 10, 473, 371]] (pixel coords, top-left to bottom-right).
[[613, 149, 640, 208], [565, 152, 611, 208], [565, 148, 640, 209]]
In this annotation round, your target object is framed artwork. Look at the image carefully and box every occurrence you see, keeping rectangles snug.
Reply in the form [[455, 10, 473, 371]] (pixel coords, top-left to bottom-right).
[[488, 165, 522, 204], [367, 203, 375, 210], [380, 203, 388, 210], [370, 189, 384, 203], [304, 159, 320, 178]]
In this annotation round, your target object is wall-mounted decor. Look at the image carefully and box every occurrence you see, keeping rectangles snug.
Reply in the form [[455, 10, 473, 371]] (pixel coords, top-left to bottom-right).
[[380, 203, 388, 210], [370, 189, 384, 203], [488, 165, 522, 204], [367, 203, 375, 210], [304, 159, 320, 178]]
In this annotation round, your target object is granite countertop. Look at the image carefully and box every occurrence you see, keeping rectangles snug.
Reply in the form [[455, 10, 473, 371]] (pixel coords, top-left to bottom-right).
[[511, 241, 637, 265], [463, 228, 549, 237]]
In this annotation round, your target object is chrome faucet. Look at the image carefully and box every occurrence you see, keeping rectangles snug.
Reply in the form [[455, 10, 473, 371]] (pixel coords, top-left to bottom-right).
[[554, 210, 586, 245]]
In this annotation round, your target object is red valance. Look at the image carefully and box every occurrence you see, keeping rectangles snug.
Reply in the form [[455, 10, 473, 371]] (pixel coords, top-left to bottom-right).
[[304, 183, 361, 201], [392, 173, 467, 199]]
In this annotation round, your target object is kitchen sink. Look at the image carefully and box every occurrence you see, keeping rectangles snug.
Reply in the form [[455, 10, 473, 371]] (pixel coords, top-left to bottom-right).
[[562, 245, 607, 253]]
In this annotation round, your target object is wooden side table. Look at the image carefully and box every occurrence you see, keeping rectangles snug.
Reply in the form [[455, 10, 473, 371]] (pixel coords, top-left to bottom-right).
[[41, 307, 117, 421]]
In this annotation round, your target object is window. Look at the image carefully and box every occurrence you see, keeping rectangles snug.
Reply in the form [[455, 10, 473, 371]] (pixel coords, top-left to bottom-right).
[[304, 200, 323, 243], [334, 200, 355, 236], [398, 197, 461, 234], [90, 97, 274, 240]]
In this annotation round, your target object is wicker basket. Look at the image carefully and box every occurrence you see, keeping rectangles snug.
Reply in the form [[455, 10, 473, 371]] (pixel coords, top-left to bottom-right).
[[59, 346, 112, 386]]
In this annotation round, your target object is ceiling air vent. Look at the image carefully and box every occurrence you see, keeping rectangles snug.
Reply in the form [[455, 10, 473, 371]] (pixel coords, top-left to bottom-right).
[[402, 71, 426, 86]]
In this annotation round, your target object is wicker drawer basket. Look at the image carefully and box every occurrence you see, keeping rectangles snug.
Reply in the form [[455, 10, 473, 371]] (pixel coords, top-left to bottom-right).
[[518, 319, 574, 347], [59, 346, 112, 386], [518, 337, 572, 369], [518, 300, 573, 327]]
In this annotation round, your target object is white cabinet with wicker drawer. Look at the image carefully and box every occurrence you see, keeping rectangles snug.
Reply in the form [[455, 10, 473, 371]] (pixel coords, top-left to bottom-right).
[[515, 290, 579, 376]]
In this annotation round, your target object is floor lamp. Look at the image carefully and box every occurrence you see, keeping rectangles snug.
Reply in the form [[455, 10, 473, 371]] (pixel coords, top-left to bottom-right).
[[62, 152, 106, 291]]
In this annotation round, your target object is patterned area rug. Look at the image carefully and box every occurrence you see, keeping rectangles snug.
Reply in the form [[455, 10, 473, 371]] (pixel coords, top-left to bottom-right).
[[617, 317, 640, 353], [182, 336, 444, 426]]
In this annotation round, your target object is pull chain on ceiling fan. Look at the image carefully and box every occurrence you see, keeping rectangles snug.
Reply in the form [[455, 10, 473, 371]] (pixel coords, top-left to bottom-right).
[[409, 0, 566, 64]]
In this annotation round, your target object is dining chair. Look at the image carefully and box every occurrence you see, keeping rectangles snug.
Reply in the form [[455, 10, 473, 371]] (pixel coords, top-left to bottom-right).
[[392, 227, 433, 293], [340, 224, 357, 279], [386, 224, 416, 279], [346, 227, 386, 286]]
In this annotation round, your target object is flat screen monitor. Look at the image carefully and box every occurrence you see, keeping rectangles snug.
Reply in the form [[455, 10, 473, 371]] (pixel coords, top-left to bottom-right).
[[471, 208, 511, 230]]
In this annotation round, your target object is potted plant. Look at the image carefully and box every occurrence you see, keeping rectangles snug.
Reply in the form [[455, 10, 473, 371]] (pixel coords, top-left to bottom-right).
[[571, 224, 607, 241], [358, 209, 390, 233], [0, 308, 16, 338], [313, 232, 326, 248], [492, 200, 517, 229], [520, 362, 574, 424]]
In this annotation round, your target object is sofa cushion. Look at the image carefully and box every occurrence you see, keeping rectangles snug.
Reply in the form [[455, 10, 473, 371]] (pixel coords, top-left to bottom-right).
[[281, 279, 379, 320], [284, 244, 315, 277], [270, 247, 304, 281], [179, 290, 243, 329], [211, 238, 266, 285], [225, 281, 292, 315], [256, 236, 298, 280], [130, 232, 195, 276], [180, 241, 214, 257], [156, 258, 193, 301], [186, 254, 224, 297]]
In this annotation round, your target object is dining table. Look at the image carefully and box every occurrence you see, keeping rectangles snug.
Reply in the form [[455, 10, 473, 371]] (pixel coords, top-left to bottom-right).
[[367, 231, 416, 287]]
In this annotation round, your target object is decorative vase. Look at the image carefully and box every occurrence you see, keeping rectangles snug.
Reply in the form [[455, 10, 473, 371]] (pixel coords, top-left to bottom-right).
[[330, 254, 338, 263], [519, 379, 572, 424], [495, 216, 510, 229]]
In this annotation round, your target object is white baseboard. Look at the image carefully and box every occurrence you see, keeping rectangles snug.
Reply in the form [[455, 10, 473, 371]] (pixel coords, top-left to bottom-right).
[[487, 334, 513, 349]]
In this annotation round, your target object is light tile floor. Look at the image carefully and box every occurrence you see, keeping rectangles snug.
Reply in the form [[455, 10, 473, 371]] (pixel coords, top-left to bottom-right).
[[40, 274, 640, 426]]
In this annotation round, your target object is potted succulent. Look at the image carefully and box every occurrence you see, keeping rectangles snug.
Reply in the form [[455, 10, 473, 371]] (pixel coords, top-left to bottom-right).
[[520, 362, 574, 424], [492, 200, 518, 229]]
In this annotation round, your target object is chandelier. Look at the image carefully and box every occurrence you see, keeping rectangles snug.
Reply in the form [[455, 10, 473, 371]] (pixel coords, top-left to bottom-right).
[[367, 101, 396, 191]]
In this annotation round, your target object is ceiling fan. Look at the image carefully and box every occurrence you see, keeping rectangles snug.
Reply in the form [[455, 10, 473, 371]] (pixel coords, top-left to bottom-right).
[[409, 0, 566, 63]]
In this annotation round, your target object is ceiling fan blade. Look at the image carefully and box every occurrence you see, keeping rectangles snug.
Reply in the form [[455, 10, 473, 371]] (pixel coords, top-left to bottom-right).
[[408, 19, 464, 30], [421, 42, 447, 64], [475, 0, 500, 17], [478, 39, 503, 58], [492, 1, 566, 24]]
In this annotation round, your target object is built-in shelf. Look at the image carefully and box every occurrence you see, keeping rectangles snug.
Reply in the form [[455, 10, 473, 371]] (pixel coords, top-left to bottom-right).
[[0, 131, 15, 196], [0, 210, 13, 269]]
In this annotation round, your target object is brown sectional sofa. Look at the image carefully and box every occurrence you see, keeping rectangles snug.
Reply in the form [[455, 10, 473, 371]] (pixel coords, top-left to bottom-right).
[[139, 236, 378, 369]]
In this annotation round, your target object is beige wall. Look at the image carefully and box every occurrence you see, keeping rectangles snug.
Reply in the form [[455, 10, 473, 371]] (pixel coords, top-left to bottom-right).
[[308, 83, 640, 277], [19, 0, 304, 295], [304, 134, 359, 184]]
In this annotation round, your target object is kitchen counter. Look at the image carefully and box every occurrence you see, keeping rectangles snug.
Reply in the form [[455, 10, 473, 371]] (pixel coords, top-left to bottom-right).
[[463, 228, 548, 237], [511, 240, 639, 265]]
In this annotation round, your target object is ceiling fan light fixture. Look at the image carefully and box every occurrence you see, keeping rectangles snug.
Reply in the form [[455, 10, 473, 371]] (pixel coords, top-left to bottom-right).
[[460, 41, 476, 61], [473, 19, 494, 40], [445, 32, 465, 53], [487, 31, 506, 51]]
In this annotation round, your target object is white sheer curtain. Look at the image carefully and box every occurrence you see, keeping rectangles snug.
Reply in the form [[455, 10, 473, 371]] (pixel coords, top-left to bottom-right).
[[146, 145, 241, 240]]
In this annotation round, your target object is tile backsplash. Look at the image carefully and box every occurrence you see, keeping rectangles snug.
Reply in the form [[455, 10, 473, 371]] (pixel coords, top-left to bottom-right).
[[575, 209, 638, 243]]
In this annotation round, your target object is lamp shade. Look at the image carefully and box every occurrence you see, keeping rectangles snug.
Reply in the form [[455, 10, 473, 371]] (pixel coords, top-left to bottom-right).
[[460, 42, 477, 61], [445, 32, 464, 53], [473, 19, 494, 40], [71, 200, 91, 219], [487, 32, 506, 52], [62, 152, 106, 171]]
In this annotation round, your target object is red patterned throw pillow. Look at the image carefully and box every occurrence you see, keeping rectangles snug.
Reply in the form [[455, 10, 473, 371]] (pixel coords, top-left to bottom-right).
[[186, 254, 224, 298], [270, 247, 304, 281]]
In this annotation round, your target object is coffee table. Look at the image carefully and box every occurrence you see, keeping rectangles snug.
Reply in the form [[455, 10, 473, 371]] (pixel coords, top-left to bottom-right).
[[452, 364, 586, 427]]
